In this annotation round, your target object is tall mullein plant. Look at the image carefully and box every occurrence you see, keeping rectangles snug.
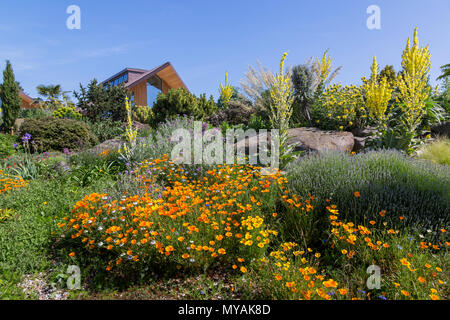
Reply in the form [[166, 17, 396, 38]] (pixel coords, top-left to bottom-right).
[[119, 97, 138, 164], [219, 71, 233, 109], [269, 52, 295, 169], [363, 56, 393, 127], [396, 28, 431, 138]]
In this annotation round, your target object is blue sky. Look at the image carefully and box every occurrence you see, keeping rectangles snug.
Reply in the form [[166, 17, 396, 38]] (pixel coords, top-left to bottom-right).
[[0, 0, 449, 100]]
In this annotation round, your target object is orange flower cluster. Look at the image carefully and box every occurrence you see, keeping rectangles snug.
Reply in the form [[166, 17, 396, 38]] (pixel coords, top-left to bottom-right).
[[0, 169, 28, 195], [60, 156, 284, 271], [259, 242, 344, 300], [327, 205, 390, 254], [256, 198, 447, 300]]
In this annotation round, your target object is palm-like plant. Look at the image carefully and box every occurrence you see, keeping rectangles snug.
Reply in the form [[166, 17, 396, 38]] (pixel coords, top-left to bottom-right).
[[436, 63, 450, 80], [36, 84, 62, 100], [35, 84, 63, 110]]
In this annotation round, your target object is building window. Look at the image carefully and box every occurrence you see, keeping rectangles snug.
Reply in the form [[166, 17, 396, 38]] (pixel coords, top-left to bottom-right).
[[130, 92, 135, 106], [109, 72, 128, 88], [147, 76, 162, 107]]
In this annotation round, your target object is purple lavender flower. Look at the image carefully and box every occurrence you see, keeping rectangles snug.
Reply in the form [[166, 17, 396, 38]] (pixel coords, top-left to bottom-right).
[[12, 143, 18, 148]]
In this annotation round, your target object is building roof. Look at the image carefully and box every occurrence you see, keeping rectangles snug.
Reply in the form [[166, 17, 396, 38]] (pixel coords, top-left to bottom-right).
[[101, 62, 187, 91], [19, 91, 33, 103]]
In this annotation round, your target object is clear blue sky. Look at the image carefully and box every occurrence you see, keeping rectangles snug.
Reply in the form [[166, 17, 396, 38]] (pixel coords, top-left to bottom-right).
[[0, 0, 449, 100]]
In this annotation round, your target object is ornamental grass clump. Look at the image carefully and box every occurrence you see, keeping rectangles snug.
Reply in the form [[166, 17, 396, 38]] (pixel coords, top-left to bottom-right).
[[59, 156, 284, 275], [416, 137, 450, 166]]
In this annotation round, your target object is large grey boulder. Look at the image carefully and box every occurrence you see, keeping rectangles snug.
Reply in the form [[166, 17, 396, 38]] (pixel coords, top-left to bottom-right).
[[235, 127, 354, 155], [351, 126, 378, 137], [351, 126, 378, 152], [287, 127, 354, 153], [88, 138, 124, 155]]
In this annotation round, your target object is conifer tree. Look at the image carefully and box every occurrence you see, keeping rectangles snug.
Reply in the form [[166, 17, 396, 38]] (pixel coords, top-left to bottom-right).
[[0, 61, 21, 132]]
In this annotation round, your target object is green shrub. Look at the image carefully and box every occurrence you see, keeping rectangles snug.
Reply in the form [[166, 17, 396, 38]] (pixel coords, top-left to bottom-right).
[[286, 150, 449, 231], [132, 105, 151, 124], [68, 150, 125, 187], [417, 137, 450, 165], [0, 134, 19, 158], [86, 119, 125, 143], [52, 106, 82, 120], [74, 79, 129, 122], [129, 115, 197, 164], [18, 108, 52, 119], [20, 117, 98, 152], [207, 100, 254, 127], [150, 88, 217, 127]]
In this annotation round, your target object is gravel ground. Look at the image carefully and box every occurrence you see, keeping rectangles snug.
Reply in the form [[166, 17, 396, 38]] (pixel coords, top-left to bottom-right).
[[18, 273, 70, 300]]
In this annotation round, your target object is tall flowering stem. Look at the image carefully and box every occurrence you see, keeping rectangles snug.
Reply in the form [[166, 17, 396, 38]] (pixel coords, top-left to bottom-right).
[[315, 49, 333, 84], [269, 52, 295, 168], [362, 56, 393, 125], [219, 71, 233, 109], [396, 27, 431, 134], [120, 97, 138, 163]]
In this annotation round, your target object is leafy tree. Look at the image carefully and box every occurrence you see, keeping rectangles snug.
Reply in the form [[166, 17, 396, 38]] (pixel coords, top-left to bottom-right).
[[291, 64, 315, 126], [0, 61, 21, 133], [150, 88, 217, 127], [378, 65, 397, 85], [74, 79, 129, 122]]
